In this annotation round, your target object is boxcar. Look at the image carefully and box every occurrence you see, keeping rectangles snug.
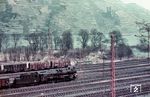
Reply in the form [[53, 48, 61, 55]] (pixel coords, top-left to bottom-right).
[[0, 77, 9, 88], [2, 63, 27, 73], [0, 65, 1, 73], [0, 58, 72, 74]]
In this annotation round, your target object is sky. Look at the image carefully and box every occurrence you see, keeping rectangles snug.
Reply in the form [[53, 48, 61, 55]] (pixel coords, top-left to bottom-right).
[[121, 0, 150, 10]]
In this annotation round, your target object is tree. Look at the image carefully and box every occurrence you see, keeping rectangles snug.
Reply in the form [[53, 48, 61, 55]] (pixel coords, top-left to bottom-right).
[[11, 33, 21, 62], [25, 47, 31, 61], [25, 32, 40, 60], [37, 32, 48, 52], [11, 33, 20, 49], [91, 29, 104, 50], [54, 36, 62, 50], [62, 30, 73, 51], [136, 21, 150, 53], [109, 30, 124, 45], [1, 34, 9, 61], [109, 30, 132, 60], [136, 21, 150, 34], [126, 46, 133, 58], [19, 16, 32, 34], [30, 33, 39, 52], [0, 3, 18, 23], [117, 43, 125, 60], [52, 31, 60, 49], [2, 33, 9, 53], [0, 30, 5, 52], [79, 29, 89, 49], [44, 0, 66, 32], [116, 43, 133, 60], [137, 38, 148, 52]]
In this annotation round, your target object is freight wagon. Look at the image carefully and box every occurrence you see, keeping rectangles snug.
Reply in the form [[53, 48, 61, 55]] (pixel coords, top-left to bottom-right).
[[0, 65, 77, 89], [0, 77, 9, 89], [0, 58, 71, 74]]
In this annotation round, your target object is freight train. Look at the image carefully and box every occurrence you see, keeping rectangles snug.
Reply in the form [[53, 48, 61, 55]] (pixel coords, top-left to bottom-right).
[[0, 58, 71, 73], [0, 58, 77, 89]]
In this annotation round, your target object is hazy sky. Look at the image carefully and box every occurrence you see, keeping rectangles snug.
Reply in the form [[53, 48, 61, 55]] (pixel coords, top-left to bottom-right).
[[121, 0, 150, 10]]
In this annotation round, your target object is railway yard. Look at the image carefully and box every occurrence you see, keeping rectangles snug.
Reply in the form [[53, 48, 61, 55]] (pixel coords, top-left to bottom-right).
[[1, 0, 150, 97], [0, 58, 150, 97]]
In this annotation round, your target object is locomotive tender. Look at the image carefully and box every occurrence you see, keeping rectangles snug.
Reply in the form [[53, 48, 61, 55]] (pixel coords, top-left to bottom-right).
[[0, 58, 77, 89]]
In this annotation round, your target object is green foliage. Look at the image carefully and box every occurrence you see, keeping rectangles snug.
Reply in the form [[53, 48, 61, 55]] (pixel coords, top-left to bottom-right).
[[0, 0, 150, 53], [62, 30, 73, 51], [11, 33, 21, 49], [0, 30, 5, 52], [25, 46, 31, 61], [136, 21, 150, 33], [117, 43, 133, 59], [2, 34, 10, 52], [140, 38, 148, 45], [117, 43, 125, 59], [102, 7, 120, 25], [19, 16, 32, 34], [126, 46, 133, 58], [79, 29, 89, 49], [38, 32, 48, 51], [25, 32, 49, 56], [52, 31, 62, 49], [24, 33, 39, 57], [109, 30, 124, 45], [136, 38, 148, 52], [44, 0, 66, 32], [136, 21, 150, 52], [0, 3, 18, 23], [50, 0, 66, 15], [54, 36, 62, 50], [109, 30, 133, 59], [90, 28, 104, 49]]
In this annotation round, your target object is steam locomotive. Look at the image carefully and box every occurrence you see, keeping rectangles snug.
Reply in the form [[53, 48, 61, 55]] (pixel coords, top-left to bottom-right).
[[0, 58, 77, 89]]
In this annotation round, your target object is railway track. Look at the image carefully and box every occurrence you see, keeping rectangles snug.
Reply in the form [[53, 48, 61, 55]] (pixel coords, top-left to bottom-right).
[[78, 59, 149, 70], [1, 74, 150, 97], [0, 62, 149, 94], [0, 59, 149, 78], [0, 58, 150, 97], [1, 68, 149, 96], [74, 83, 150, 97]]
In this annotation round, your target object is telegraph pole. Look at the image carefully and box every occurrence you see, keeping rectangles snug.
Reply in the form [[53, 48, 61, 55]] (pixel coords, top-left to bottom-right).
[[111, 34, 116, 97], [102, 49, 107, 97], [148, 30, 150, 64]]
